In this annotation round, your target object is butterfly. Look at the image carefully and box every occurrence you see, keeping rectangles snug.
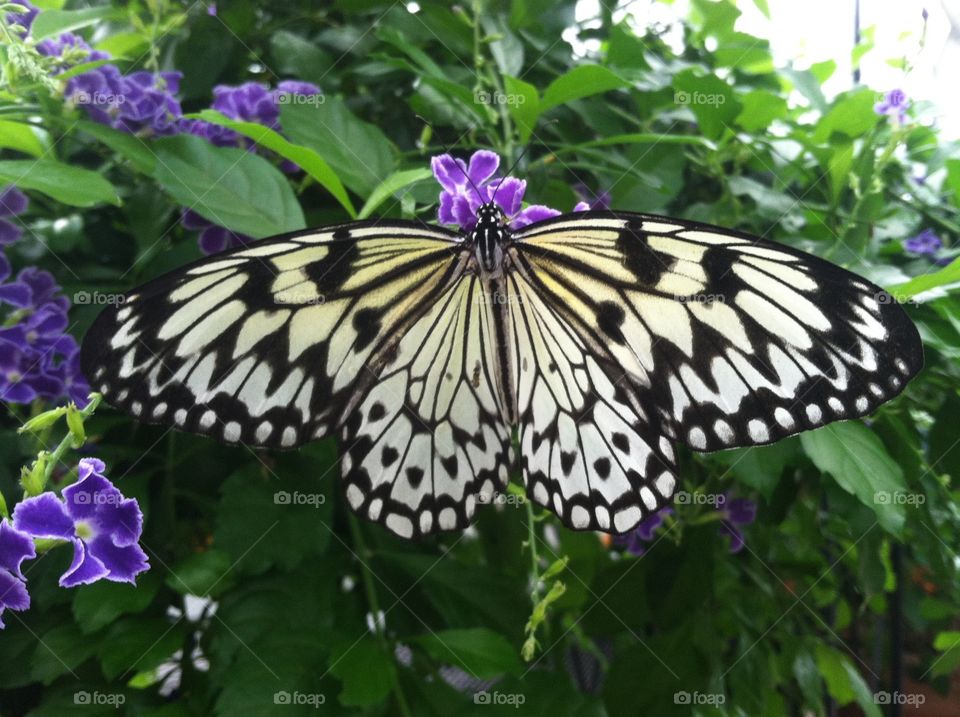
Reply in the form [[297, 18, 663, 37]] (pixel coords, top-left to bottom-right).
[[80, 177, 923, 539]]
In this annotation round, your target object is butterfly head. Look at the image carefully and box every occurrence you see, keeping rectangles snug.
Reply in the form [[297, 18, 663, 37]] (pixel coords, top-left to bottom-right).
[[472, 202, 509, 277]]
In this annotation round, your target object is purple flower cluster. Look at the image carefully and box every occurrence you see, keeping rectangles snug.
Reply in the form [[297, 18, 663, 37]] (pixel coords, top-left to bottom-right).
[[0, 185, 28, 246], [904, 228, 953, 266], [67, 69, 183, 137], [4, 0, 38, 37], [1, 208, 90, 406], [36, 31, 109, 74], [181, 80, 322, 175], [875, 89, 909, 124], [614, 492, 757, 556], [0, 459, 148, 627]]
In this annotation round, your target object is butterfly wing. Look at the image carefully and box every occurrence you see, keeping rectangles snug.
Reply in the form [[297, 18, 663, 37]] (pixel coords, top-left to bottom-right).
[[501, 268, 679, 532], [80, 221, 467, 450], [512, 212, 923, 455], [340, 272, 513, 538]]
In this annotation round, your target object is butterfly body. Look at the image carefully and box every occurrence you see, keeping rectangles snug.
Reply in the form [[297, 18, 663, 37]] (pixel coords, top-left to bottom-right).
[[81, 208, 922, 539]]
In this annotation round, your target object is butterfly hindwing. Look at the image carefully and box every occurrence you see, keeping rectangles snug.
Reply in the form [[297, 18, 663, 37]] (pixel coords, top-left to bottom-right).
[[80, 221, 464, 450], [503, 269, 679, 533], [513, 212, 923, 453], [341, 272, 513, 538]]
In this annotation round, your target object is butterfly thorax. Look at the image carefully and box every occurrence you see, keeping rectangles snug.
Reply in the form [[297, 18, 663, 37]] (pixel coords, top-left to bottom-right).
[[472, 202, 509, 277]]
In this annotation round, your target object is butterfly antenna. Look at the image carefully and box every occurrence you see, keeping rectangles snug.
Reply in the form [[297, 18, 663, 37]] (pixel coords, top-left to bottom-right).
[[493, 144, 532, 200], [416, 115, 486, 206]]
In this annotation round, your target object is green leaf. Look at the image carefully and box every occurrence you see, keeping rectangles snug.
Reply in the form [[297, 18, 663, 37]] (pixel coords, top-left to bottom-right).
[[540, 65, 630, 111], [99, 617, 188, 680], [672, 71, 742, 140], [827, 138, 855, 204], [55, 58, 115, 81], [735, 90, 788, 132], [77, 120, 156, 174], [814, 645, 882, 717], [152, 134, 305, 238], [195, 110, 356, 218], [800, 422, 908, 536], [328, 637, 396, 707], [888, 257, 960, 299], [31, 6, 116, 39], [72, 572, 162, 633], [30, 623, 97, 684], [414, 628, 522, 679], [214, 450, 334, 576], [503, 75, 541, 144], [813, 89, 880, 142], [0, 159, 120, 207], [945, 158, 960, 208], [0, 119, 45, 157], [281, 98, 395, 197], [165, 548, 234, 597], [357, 167, 433, 219]]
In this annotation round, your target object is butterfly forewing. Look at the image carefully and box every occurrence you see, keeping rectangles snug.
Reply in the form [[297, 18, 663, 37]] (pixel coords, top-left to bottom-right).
[[80, 222, 464, 450], [513, 212, 923, 454]]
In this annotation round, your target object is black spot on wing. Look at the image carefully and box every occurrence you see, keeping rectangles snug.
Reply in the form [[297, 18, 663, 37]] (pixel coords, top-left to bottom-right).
[[618, 222, 677, 285], [597, 301, 627, 345], [352, 308, 382, 351]]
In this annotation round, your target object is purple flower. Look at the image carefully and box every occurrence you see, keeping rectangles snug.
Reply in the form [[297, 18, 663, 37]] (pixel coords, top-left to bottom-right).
[[874, 89, 909, 124], [0, 264, 89, 405], [180, 209, 252, 255], [432, 151, 561, 232], [614, 508, 673, 557], [4, 0, 38, 37], [36, 32, 110, 73], [905, 228, 943, 257], [0, 185, 29, 246], [572, 183, 611, 212], [66, 66, 183, 137], [718, 494, 756, 553], [0, 520, 36, 628], [13, 458, 148, 588]]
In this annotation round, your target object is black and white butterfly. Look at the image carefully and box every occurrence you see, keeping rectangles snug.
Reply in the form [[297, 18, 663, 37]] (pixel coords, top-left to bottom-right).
[[80, 199, 922, 539]]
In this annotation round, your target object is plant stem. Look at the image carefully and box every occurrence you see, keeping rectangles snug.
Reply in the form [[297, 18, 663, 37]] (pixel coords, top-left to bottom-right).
[[347, 513, 412, 717], [38, 394, 102, 491]]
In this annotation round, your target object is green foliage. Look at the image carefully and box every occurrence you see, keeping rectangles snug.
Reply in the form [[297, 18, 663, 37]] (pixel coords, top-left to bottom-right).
[[1, 0, 958, 715]]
